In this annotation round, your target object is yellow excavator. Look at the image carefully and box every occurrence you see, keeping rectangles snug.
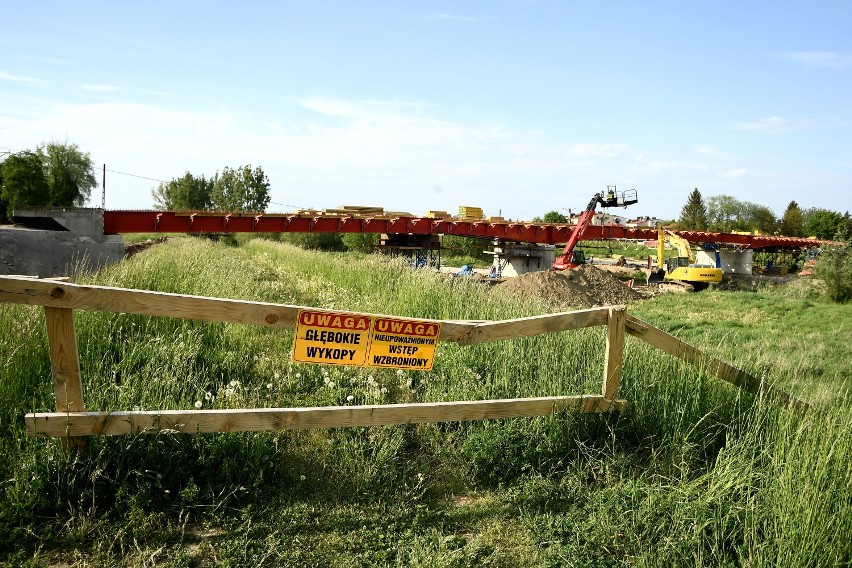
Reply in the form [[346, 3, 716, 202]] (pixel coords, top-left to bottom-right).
[[645, 226, 723, 291]]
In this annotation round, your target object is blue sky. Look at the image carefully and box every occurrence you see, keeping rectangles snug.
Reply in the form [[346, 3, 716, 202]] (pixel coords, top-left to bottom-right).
[[1, 0, 851, 221]]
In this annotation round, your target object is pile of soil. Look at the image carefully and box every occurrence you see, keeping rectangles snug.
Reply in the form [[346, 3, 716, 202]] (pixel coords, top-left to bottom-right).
[[493, 265, 645, 309]]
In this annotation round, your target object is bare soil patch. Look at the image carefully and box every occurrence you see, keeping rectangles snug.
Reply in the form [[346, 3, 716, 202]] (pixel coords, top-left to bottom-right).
[[492, 265, 645, 310], [124, 236, 170, 257]]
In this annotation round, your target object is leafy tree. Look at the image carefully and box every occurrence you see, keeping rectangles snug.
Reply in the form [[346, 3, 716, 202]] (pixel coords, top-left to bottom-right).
[[37, 141, 97, 206], [804, 208, 845, 240], [542, 211, 568, 223], [210, 165, 271, 212], [746, 203, 778, 234], [0, 142, 96, 212], [816, 241, 852, 302], [151, 172, 213, 210], [0, 151, 50, 216], [678, 188, 708, 230], [707, 194, 777, 233], [707, 195, 745, 232], [779, 201, 805, 237]]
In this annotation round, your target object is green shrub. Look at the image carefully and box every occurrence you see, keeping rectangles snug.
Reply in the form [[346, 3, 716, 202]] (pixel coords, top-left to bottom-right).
[[279, 231, 345, 251], [341, 232, 379, 253], [816, 242, 852, 302]]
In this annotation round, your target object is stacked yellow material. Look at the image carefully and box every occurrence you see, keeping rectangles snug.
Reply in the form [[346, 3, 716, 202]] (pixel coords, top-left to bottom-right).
[[426, 210, 452, 219], [486, 216, 505, 222], [328, 205, 385, 215], [458, 206, 484, 220]]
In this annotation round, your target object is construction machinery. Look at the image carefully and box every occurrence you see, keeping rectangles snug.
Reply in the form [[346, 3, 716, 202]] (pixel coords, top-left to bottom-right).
[[645, 226, 723, 291], [552, 186, 638, 270]]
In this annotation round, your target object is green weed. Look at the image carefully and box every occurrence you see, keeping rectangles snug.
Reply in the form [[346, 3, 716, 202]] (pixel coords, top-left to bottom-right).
[[0, 237, 849, 566]]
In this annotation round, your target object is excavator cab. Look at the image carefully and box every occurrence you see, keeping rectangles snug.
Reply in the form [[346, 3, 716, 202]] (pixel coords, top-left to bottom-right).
[[665, 256, 690, 273]]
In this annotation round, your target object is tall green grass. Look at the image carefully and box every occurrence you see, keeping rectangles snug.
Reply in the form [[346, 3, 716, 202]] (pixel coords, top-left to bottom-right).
[[0, 237, 849, 566]]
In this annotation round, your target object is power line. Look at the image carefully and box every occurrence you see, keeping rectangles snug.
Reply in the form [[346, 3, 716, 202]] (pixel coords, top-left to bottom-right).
[[105, 168, 166, 183], [268, 201, 309, 210]]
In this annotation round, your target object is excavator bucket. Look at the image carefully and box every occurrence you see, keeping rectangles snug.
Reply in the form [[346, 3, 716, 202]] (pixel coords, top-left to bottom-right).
[[644, 268, 665, 285]]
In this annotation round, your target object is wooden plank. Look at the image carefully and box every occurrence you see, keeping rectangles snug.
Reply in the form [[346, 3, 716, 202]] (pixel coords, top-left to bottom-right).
[[44, 307, 88, 448], [463, 307, 609, 345], [26, 396, 628, 437], [625, 315, 809, 414], [602, 307, 626, 399], [0, 276, 476, 344]]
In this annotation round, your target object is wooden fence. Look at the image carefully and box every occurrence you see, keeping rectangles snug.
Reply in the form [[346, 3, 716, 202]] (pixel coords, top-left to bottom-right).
[[0, 275, 807, 444]]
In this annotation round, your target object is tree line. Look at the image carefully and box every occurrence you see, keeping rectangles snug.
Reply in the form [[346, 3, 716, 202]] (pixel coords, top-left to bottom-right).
[[0, 142, 97, 218], [151, 166, 271, 212], [0, 140, 272, 218], [678, 188, 850, 240], [532, 189, 849, 241]]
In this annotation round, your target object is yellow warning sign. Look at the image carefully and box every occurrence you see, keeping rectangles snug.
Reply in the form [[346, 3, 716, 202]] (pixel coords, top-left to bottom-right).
[[292, 310, 371, 367], [367, 317, 441, 371]]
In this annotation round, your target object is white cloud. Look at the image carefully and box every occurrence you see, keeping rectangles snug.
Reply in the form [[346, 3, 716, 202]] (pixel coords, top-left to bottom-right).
[[719, 168, 748, 179], [729, 115, 823, 134], [781, 51, 852, 68], [80, 84, 121, 93], [0, 94, 784, 219], [0, 71, 40, 83], [729, 115, 790, 134]]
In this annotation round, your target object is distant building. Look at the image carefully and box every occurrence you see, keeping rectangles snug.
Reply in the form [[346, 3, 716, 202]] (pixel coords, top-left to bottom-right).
[[626, 216, 662, 228], [592, 212, 628, 225]]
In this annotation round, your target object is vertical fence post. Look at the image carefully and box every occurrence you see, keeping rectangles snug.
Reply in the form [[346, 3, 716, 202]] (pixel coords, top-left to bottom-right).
[[602, 306, 626, 401], [44, 307, 88, 449]]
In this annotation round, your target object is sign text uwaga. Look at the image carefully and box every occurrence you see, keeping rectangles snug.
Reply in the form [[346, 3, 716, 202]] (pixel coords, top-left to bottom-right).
[[369, 317, 440, 371], [291, 311, 441, 370], [292, 310, 371, 366]]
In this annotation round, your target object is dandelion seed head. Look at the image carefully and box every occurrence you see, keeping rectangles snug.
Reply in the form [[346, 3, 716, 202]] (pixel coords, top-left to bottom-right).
[[346, 395, 354, 402], [194, 401, 203, 409]]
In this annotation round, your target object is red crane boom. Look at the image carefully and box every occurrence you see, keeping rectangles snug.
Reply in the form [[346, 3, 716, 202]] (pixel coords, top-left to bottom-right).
[[551, 187, 638, 270]]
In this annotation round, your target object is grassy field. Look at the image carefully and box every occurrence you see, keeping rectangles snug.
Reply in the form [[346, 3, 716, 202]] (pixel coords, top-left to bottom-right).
[[1, 237, 850, 567]]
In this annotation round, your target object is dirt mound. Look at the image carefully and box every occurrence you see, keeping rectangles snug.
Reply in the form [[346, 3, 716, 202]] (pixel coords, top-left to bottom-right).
[[493, 265, 644, 309]]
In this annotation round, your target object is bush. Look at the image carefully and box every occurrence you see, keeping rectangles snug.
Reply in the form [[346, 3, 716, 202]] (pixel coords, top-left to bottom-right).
[[816, 242, 852, 302], [341, 232, 379, 253], [279, 232, 345, 251]]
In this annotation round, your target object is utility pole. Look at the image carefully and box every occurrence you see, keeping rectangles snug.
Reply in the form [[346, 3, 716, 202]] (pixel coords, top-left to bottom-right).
[[102, 164, 106, 210]]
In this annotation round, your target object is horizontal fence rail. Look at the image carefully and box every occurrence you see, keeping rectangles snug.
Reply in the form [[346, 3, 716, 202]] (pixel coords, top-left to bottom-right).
[[0, 275, 807, 442]]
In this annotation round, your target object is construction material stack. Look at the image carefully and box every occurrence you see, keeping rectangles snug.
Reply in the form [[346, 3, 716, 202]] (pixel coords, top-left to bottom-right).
[[458, 206, 484, 221]]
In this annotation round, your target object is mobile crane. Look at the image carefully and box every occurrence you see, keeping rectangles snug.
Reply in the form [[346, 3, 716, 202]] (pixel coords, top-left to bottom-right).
[[551, 186, 638, 270], [645, 226, 723, 291]]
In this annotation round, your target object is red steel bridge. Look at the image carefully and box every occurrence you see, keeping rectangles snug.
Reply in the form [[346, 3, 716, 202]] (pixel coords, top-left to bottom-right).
[[103, 210, 835, 250]]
